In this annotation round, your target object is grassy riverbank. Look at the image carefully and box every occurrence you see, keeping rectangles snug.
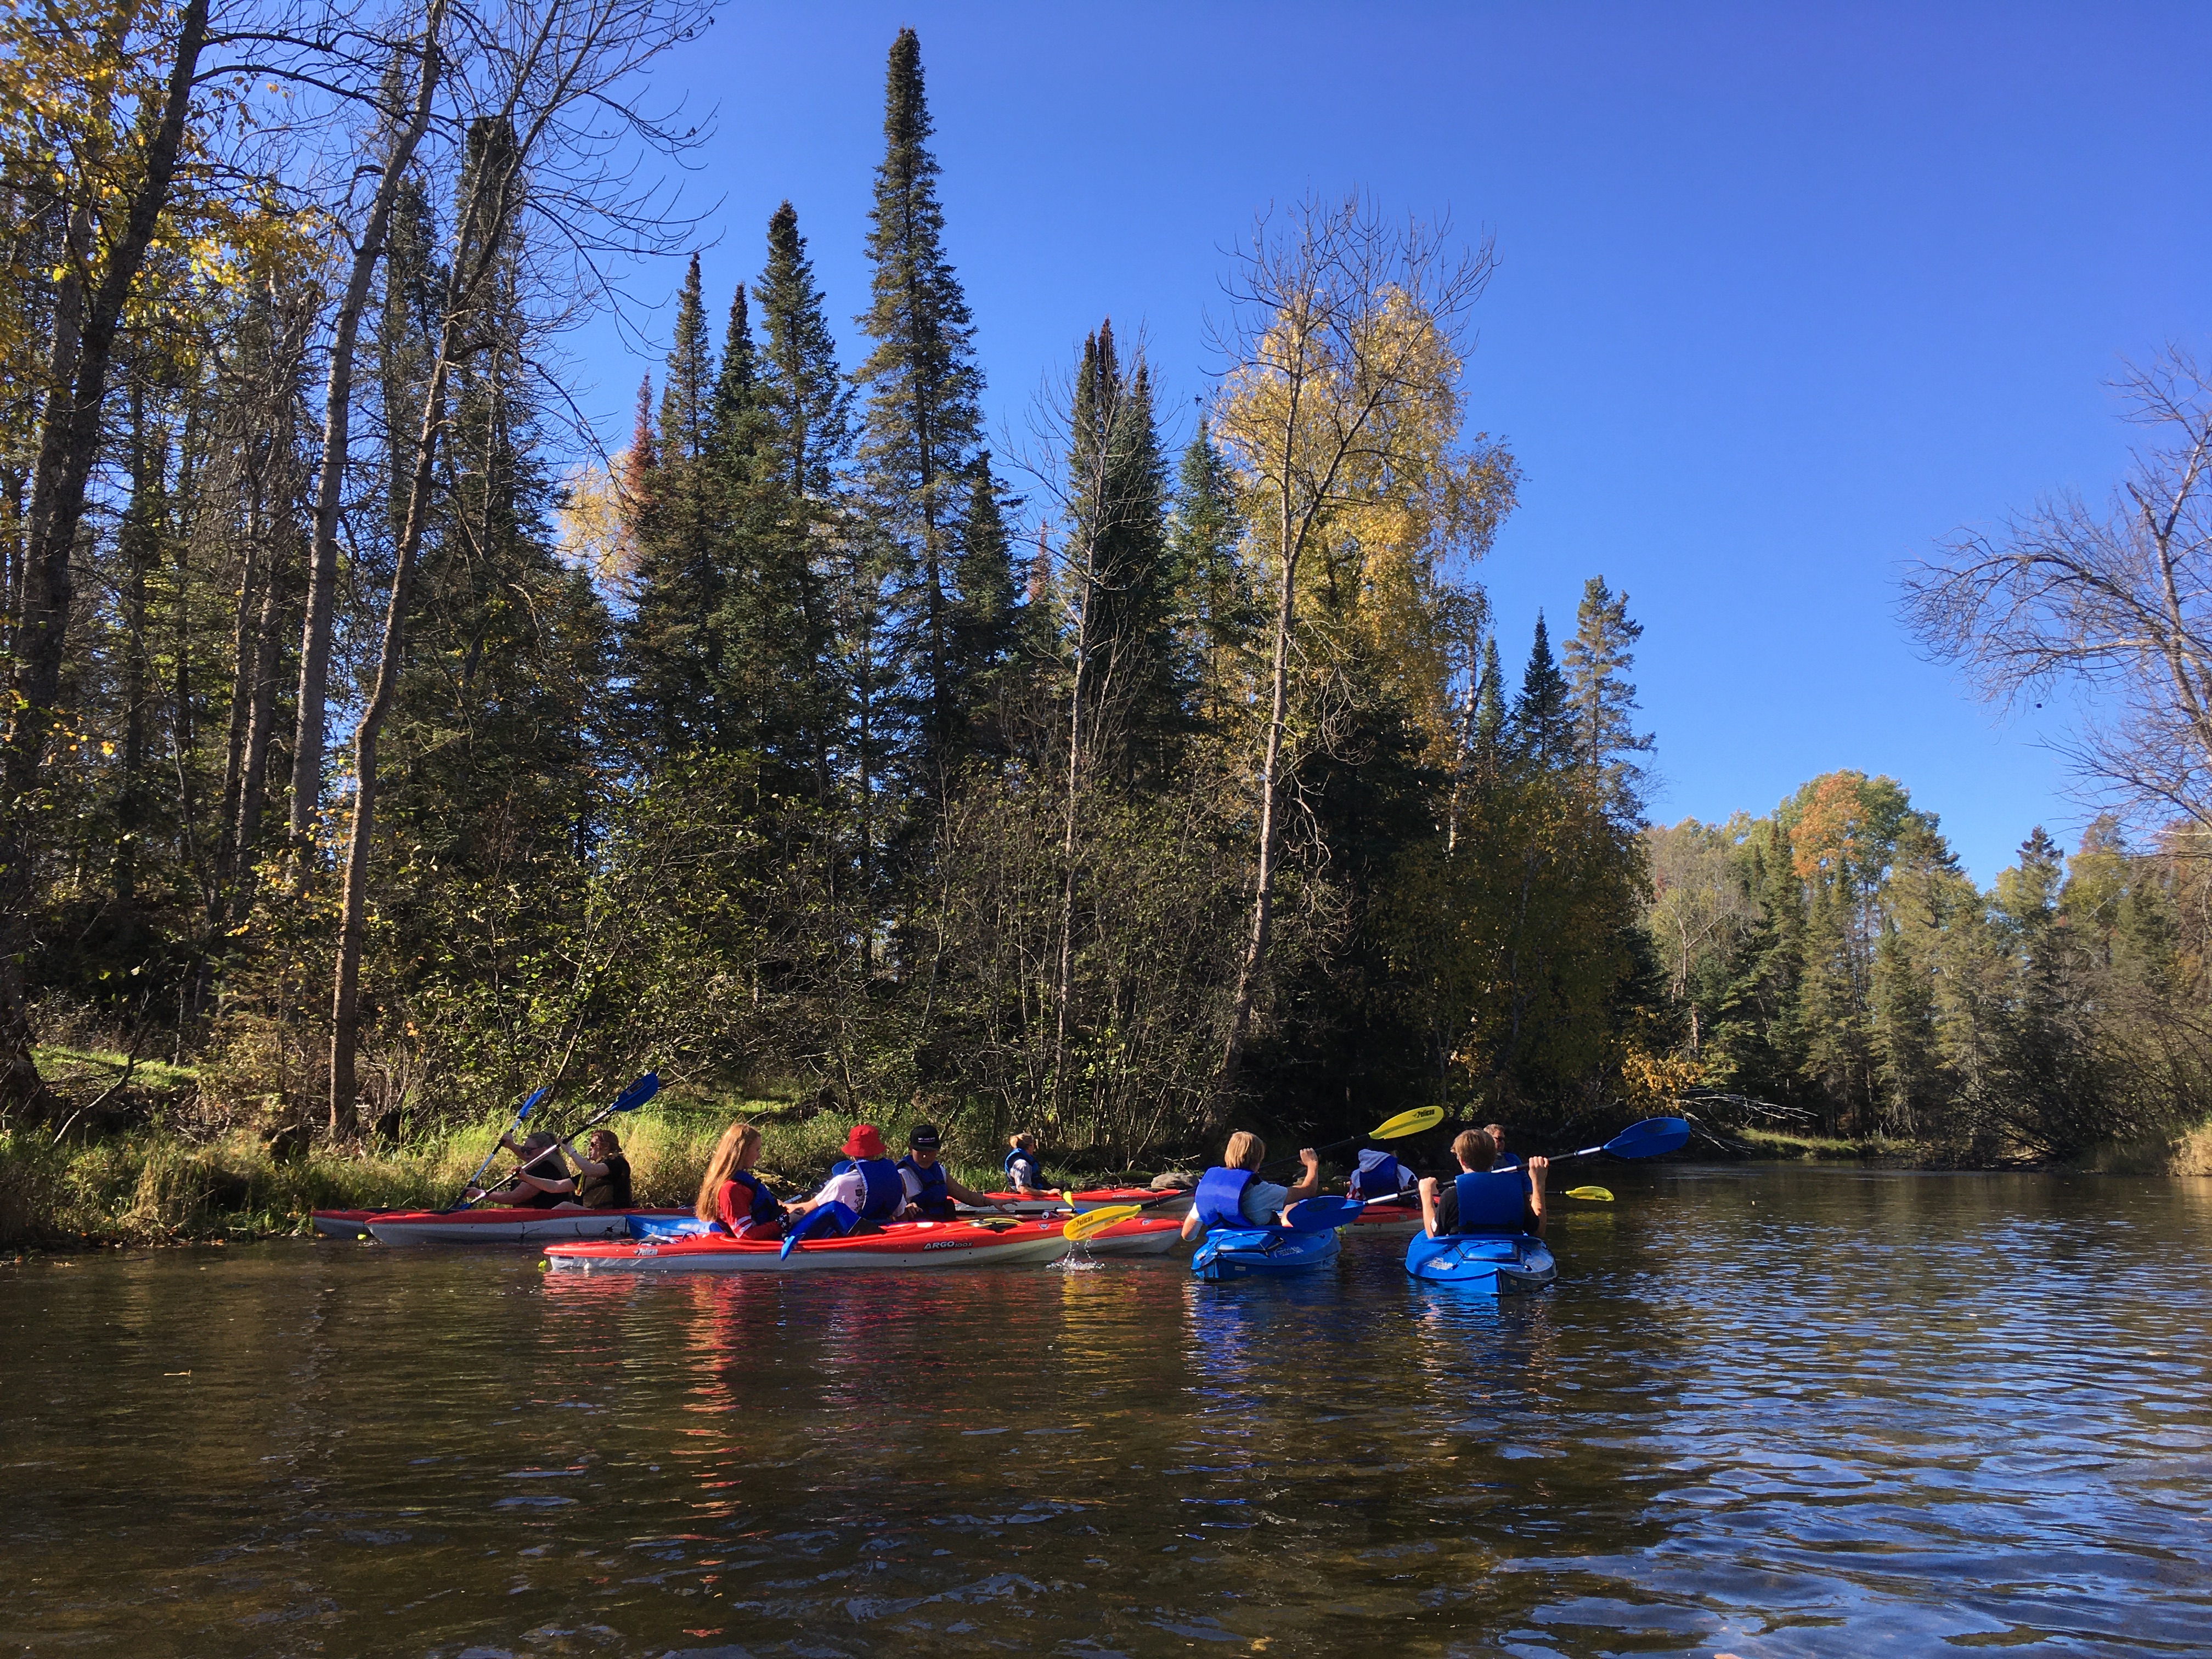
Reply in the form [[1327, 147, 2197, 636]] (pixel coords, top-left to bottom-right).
[[0, 1102, 1047, 1249]]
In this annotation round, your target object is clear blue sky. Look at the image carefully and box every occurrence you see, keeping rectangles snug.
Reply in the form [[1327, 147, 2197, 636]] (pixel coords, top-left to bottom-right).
[[569, 2, 2212, 883]]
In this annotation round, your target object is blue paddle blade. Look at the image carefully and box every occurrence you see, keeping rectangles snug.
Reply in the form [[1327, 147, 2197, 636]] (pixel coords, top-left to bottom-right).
[[1284, 1196, 1362, 1232], [1603, 1117, 1690, 1159], [778, 1201, 855, 1259], [516, 1086, 548, 1121], [607, 1072, 659, 1114]]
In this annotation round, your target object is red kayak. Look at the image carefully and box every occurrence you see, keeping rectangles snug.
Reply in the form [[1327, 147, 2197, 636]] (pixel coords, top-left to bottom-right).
[[1065, 1214, 1184, 1256], [546, 1216, 1072, 1273]]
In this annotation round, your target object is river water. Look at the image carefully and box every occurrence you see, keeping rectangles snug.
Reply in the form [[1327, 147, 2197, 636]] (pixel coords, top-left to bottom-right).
[[4, 1166, 2208, 1658]]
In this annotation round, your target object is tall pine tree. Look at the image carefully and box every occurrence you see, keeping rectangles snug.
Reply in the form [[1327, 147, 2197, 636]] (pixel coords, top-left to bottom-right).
[[1511, 613, 1573, 768], [854, 27, 983, 777], [1564, 574, 1652, 823]]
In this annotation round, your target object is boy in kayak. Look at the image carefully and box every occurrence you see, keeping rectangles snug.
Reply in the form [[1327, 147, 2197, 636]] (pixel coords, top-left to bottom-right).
[[696, 1121, 786, 1239], [1418, 1130, 1548, 1238], [898, 1125, 1007, 1220], [552, 1128, 631, 1210], [788, 1124, 907, 1235], [1180, 1131, 1321, 1241], [1003, 1132, 1046, 1195], [467, 1131, 573, 1208]]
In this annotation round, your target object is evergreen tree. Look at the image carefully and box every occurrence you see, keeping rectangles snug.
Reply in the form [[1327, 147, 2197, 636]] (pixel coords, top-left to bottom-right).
[[944, 451, 1017, 759], [1564, 574, 1652, 822], [1065, 320, 1177, 778], [1472, 634, 1507, 763], [1510, 613, 1573, 767], [1166, 420, 1248, 732], [624, 254, 737, 760], [854, 27, 983, 775], [755, 201, 850, 499]]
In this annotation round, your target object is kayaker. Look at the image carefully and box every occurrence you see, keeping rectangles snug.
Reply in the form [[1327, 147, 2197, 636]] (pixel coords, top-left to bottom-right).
[[789, 1124, 906, 1236], [695, 1121, 786, 1239], [1347, 1146, 1419, 1204], [897, 1125, 1006, 1220], [1484, 1121, 1522, 1172], [467, 1131, 573, 1208], [1003, 1133, 1046, 1195], [1418, 1129, 1548, 1238], [1180, 1131, 1321, 1241], [554, 1128, 632, 1210]]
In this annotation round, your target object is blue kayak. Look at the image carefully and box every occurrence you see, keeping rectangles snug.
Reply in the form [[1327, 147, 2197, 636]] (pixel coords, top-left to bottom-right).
[[1403, 1231, 1557, 1290], [1191, 1224, 1341, 1281]]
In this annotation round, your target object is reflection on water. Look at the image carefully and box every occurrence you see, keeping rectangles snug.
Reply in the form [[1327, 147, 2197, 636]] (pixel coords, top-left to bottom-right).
[[3, 1167, 2208, 1657]]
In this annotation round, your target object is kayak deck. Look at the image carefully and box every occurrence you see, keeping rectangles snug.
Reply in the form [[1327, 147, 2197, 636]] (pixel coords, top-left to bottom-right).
[[1403, 1231, 1557, 1289], [1191, 1224, 1342, 1281], [546, 1217, 1073, 1273]]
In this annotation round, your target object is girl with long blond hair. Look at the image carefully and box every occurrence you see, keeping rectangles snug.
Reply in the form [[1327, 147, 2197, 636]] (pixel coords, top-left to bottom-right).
[[695, 1121, 787, 1239]]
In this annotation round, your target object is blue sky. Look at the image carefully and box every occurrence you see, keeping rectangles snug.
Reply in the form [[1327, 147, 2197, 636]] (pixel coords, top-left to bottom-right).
[[569, 2, 2212, 882]]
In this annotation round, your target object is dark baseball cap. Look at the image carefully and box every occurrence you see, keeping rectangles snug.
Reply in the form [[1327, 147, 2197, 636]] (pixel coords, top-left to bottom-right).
[[908, 1124, 942, 1150]]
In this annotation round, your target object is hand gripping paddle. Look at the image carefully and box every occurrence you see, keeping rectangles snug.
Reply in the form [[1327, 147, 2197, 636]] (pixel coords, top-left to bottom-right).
[[453, 1086, 549, 1209]]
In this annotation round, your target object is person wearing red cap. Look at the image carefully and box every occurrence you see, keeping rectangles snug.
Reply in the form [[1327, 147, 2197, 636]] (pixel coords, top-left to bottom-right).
[[787, 1124, 908, 1235]]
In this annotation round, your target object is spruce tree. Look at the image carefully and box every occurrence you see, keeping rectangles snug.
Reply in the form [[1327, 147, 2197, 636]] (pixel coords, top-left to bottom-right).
[[1511, 613, 1573, 768], [624, 254, 735, 760], [1065, 320, 1177, 778], [855, 26, 983, 775], [1167, 420, 1248, 732], [1472, 634, 1507, 763], [1564, 574, 1652, 822], [756, 201, 850, 499], [944, 451, 1018, 759]]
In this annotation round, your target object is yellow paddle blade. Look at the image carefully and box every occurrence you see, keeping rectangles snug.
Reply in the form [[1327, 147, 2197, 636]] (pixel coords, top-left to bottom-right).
[[1565, 1185, 1614, 1202], [1370, 1104, 1446, 1141], [1063, 1204, 1140, 1241]]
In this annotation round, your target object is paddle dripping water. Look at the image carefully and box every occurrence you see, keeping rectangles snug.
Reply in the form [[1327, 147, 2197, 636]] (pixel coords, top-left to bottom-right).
[[3, 1167, 2207, 1656]]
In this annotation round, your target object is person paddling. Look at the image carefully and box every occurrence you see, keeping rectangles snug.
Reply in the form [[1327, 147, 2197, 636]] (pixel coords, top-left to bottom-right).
[[1418, 1128, 1548, 1239], [696, 1121, 786, 1240], [897, 1125, 1006, 1221], [553, 1128, 631, 1210], [467, 1131, 573, 1208], [1483, 1121, 1522, 1173], [789, 1124, 907, 1236], [1003, 1132, 1046, 1195], [1180, 1131, 1321, 1242]]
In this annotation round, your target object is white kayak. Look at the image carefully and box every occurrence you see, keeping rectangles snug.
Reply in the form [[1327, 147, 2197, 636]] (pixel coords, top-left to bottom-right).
[[357, 1206, 690, 1245]]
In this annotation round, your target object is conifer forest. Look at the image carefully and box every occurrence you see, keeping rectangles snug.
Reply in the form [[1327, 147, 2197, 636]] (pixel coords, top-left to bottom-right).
[[6, 2, 2211, 1190]]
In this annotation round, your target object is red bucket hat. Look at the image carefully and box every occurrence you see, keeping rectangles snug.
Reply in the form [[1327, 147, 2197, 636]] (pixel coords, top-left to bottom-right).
[[840, 1124, 887, 1160]]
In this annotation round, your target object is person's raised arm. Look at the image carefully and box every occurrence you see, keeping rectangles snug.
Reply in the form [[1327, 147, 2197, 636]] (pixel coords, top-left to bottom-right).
[[560, 1138, 610, 1177], [1418, 1175, 1441, 1239], [1524, 1154, 1549, 1237], [1285, 1148, 1322, 1205]]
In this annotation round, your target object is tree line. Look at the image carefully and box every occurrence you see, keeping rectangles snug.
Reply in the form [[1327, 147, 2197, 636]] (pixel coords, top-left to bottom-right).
[[6, 6, 2204, 1166]]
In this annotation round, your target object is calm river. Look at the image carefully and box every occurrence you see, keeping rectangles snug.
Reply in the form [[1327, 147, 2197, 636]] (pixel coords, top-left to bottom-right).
[[4, 1166, 2209, 1657]]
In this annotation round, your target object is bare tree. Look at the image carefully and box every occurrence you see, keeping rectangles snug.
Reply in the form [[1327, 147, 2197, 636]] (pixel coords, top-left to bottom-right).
[[326, 0, 708, 1135], [287, 0, 448, 872], [1208, 194, 1499, 1094], [1904, 351, 2212, 836]]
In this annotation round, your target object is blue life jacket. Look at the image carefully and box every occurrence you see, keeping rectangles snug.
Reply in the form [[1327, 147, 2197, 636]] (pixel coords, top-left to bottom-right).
[[1492, 1154, 1522, 1172], [1453, 1169, 1532, 1234], [1349, 1148, 1410, 1200], [832, 1156, 907, 1222], [1003, 1148, 1043, 1189], [1195, 1165, 1265, 1233], [899, 1153, 956, 1219]]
